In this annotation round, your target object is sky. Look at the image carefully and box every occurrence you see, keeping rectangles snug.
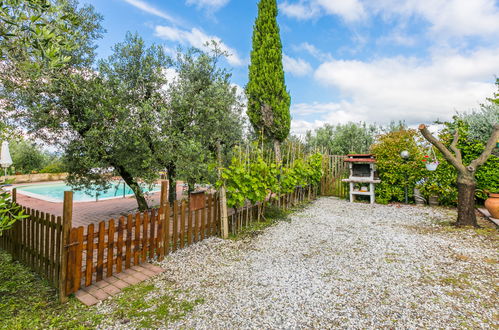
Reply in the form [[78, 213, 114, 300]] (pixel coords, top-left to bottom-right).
[[80, 0, 499, 136]]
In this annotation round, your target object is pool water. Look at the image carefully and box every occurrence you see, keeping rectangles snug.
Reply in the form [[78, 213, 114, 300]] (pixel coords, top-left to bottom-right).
[[16, 181, 160, 202]]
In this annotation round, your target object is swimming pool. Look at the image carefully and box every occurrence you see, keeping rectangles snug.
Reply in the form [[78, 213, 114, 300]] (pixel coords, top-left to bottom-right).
[[15, 181, 161, 202]]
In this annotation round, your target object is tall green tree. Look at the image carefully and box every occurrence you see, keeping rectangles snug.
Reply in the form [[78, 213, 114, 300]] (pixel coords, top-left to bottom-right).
[[0, 0, 90, 234], [25, 33, 169, 211], [246, 0, 290, 163], [164, 45, 244, 201], [10, 139, 49, 174], [305, 122, 378, 155]]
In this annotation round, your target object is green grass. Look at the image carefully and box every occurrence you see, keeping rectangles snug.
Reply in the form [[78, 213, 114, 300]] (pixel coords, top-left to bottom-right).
[[0, 250, 101, 329], [109, 283, 204, 328], [0, 250, 202, 329]]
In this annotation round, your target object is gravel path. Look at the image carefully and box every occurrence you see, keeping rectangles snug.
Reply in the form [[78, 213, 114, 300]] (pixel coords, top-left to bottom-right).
[[127, 198, 498, 328]]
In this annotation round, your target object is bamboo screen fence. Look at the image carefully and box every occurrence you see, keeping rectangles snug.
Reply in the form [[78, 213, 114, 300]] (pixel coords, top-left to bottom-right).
[[320, 155, 349, 198]]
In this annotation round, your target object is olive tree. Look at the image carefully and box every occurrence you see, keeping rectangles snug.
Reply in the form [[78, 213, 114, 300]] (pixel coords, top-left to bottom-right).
[[163, 45, 244, 201], [419, 123, 499, 227]]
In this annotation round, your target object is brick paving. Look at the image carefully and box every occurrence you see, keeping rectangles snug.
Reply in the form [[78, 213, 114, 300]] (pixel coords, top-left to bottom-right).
[[14, 182, 186, 228], [75, 263, 165, 306]]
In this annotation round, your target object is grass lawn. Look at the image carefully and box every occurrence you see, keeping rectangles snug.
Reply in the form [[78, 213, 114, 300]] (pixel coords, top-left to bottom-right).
[[0, 250, 202, 329]]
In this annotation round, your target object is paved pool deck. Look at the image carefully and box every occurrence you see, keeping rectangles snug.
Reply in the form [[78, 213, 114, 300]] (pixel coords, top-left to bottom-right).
[[13, 182, 185, 228]]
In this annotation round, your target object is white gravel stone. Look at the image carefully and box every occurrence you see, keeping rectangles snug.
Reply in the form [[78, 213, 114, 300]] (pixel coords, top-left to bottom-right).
[[119, 197, 499, 328]]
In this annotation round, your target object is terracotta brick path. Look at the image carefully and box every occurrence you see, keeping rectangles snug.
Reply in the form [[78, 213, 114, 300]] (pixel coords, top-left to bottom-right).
[[75, 263, 165, 306]]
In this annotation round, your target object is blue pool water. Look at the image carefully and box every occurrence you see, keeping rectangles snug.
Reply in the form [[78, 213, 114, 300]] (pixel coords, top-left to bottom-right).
[[16, 181, 160, 202]]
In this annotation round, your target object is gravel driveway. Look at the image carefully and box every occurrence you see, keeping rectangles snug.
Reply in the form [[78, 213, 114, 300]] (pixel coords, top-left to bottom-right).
[[151, 198, 496, 328]]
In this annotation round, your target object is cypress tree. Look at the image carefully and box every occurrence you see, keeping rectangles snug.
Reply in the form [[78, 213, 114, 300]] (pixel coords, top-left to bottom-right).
[[246, 0, 291, 162]]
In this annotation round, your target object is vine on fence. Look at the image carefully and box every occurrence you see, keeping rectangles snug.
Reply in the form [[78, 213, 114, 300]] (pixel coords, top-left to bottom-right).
[[218, 146, 323, 209]]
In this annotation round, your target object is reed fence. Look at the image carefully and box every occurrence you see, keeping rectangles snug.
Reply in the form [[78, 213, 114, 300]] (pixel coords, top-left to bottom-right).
[[320, 155, 349, 198], [228, 185, 318, 235]]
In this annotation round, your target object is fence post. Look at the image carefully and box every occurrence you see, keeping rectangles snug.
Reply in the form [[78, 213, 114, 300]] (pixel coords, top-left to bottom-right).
[[12, 188, 16, 204], [59, 191, 73, 303], [160, 181, 168, 207], [10, 188, 18, 261], [219, 186, 229, 239], [160, 181, 168, 255]]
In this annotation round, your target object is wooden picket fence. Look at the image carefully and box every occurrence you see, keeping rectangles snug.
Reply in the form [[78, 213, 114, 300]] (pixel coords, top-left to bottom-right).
[[0, 190, 71, 298], [0, 184, 221, 300], [228, 185, 318, 235], [65, 193, 220, 294], [320, 155, 349, 198], [0, 207, 65, 288], [1, 180, 322, 300]]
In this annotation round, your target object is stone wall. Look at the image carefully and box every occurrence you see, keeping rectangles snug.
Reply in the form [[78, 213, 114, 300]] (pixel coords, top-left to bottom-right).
[[4, 173, 68, 184]]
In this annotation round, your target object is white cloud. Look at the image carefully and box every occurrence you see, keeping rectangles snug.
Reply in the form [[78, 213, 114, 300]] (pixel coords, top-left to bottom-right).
[[367, 0, 499, 38], [315, 0, 366, 22], [293, 42, 333, 62], [309, 48, 499, 126], [291, 119, 325, 136], [280, 0, 366, 22], [162, 67, 179, 83], [281, 0, 499, 39], [283, 54, 313, 76], [186, 0, 230, 11], [292, 102, 340, 115], [279, 2, 319, 20], [154, 25, 244, 66], [122, 0, 181, 24], [291, 101, 370, 135], [377, 30, 417, 47]]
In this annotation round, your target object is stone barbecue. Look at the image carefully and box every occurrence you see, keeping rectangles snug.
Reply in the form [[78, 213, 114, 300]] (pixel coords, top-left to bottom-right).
[[342, 154, 381, 204]]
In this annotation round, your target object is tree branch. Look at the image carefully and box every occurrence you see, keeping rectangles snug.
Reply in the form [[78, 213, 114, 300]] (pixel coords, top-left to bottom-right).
[[450, 131, 462, 163], [419, 124, 467, 174], [470, 123, 499, 170]]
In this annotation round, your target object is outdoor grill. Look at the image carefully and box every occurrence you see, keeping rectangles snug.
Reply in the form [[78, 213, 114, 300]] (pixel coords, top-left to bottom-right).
[[342, 154, 381, 204], [351, 163, 371, 177]]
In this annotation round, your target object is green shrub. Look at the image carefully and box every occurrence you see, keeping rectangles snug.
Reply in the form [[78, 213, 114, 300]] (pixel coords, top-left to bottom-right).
[[439, 120, 499, 199], [0, 186, 28, 235], [418, 157, 458, 205], [219, 147, 322, 208], [370, 129, 426, 204], [372, 122, 498, 205], [39, 161, 66, 174], [9, 140, 50, 174]]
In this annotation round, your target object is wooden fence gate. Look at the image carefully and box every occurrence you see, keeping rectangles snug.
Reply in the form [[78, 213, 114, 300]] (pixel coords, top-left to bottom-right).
[[320, 155, 349, 198]]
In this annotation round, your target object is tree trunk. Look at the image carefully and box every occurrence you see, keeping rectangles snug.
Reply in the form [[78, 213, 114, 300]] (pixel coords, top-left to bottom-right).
[[114, 165, 149, 211], [167, 163, 176, 203], [187, 179, 195, 194], [274, 139, 282, 164], [456, 174, 477, 227]]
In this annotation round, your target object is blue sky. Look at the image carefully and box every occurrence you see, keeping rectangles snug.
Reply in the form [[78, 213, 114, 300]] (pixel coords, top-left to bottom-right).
[[81, 0, 499, 135]]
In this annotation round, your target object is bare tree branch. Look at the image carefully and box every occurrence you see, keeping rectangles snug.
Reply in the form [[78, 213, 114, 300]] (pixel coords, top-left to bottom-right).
[[450, 131, 462, 163], [419, 124, 467, 174], [470, 123, 499, 170]]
